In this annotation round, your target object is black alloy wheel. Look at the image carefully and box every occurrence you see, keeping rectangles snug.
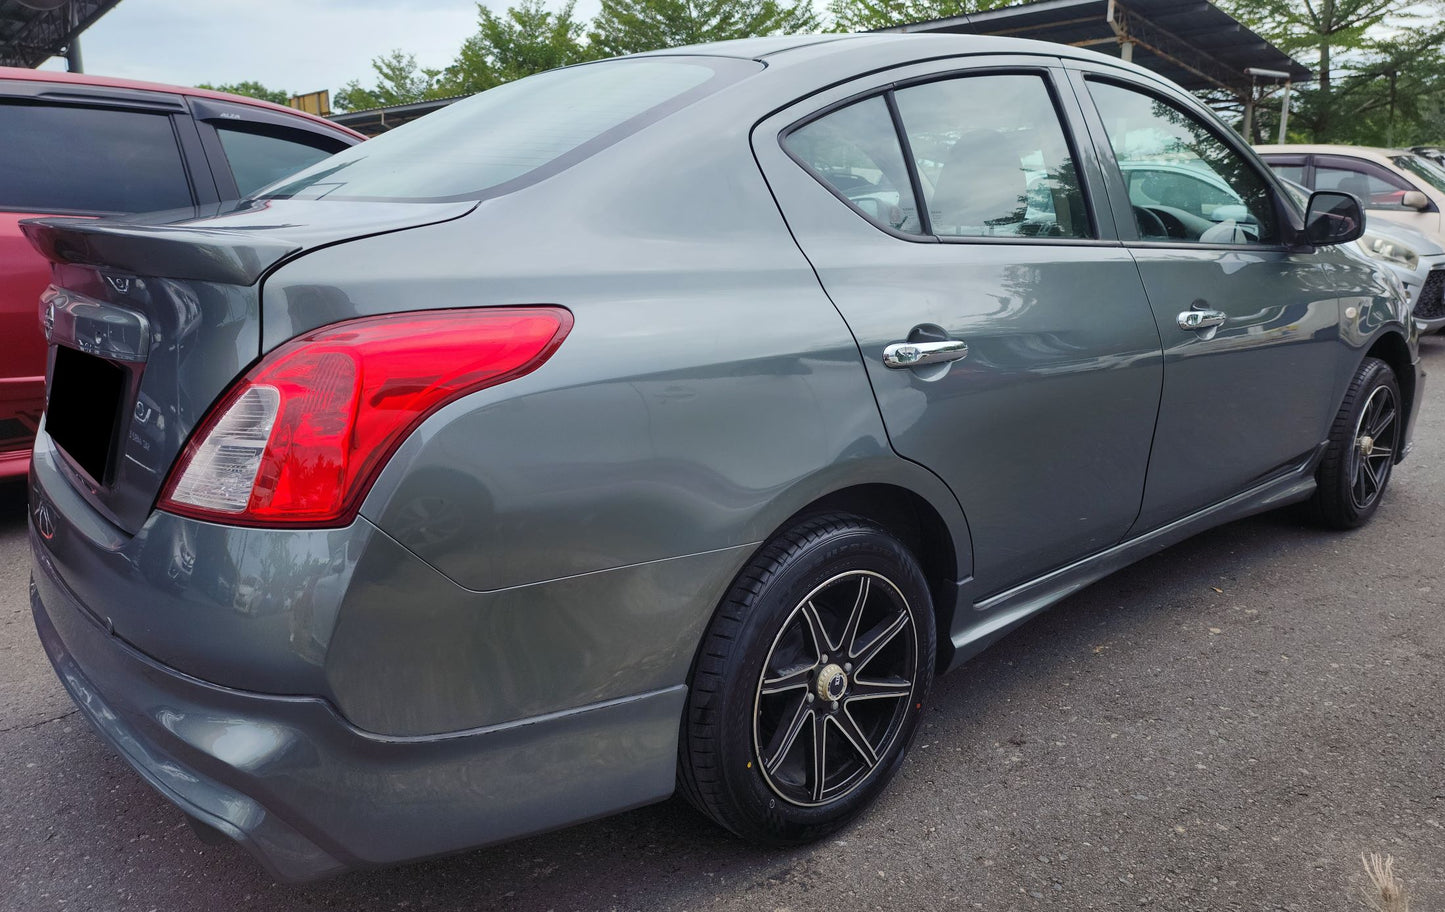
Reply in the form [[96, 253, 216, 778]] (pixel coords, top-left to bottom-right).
[[679, 514, 935, 844], [1312, 356, 1402, 529]]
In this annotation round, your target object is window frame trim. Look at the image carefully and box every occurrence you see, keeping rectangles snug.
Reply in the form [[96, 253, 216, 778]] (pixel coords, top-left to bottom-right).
[[775, 61, 1110, 247]]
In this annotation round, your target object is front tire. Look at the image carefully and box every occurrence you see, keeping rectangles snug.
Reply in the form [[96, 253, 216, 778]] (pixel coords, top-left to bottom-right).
[[678, 514, 935, 844], [1311, 356, 1401, 529]]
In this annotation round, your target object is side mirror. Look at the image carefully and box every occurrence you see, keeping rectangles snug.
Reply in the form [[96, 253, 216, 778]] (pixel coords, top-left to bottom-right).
[[1303, 190, 1365, 246], [1402, 189, 1431, 211]]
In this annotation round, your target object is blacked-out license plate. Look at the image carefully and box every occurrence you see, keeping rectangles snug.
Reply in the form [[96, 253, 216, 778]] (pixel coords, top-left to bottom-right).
[[47, 346, 127, 484]]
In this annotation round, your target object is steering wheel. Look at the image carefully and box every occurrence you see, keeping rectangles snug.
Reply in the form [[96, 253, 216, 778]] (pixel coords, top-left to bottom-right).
[[1133, 205, 1169, 239]]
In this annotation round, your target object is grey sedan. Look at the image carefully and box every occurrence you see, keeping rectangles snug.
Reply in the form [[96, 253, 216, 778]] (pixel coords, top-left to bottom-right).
[[23, 33, 1425, 881]]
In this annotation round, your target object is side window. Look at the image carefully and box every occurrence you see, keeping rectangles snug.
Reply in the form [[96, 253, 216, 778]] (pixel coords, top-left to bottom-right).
[[0, 102, 193, 214], [1315, 164, 1413, 210], [783, 96, 923, 235], [893, 74, 1091, 239], [1268, 163, 1306, 186], [1086, 80, 1278, 245], [215, 124, 345, 197]]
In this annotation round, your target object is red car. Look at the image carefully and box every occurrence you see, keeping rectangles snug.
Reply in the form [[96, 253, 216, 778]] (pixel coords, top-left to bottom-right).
[[0, 68, 363, 479]]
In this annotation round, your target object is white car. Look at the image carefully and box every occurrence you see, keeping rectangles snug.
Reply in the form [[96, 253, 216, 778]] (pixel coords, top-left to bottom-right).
[[1257, 144, 1445, 244]]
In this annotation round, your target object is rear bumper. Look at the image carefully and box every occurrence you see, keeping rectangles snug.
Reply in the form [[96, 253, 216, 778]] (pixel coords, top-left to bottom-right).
[[30, 529, 685, 881]]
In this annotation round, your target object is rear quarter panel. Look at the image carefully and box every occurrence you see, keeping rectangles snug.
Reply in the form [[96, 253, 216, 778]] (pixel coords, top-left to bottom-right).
[[257, 88, 974, 733]]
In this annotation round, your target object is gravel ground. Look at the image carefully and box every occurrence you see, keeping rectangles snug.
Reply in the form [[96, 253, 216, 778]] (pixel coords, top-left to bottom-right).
[[2, 335, 1442, 911]]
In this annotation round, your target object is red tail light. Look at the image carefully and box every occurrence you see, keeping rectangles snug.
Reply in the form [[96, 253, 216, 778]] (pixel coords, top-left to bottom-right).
[[159, 307, 572, 527]]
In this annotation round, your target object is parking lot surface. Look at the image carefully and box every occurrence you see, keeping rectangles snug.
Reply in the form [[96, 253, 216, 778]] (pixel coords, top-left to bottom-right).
[[2, 335, 1442, 911]]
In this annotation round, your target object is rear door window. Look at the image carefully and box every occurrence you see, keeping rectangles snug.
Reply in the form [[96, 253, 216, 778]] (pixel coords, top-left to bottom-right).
[[215, 124, 343, 197], [0, 102, 193, 214], [893, 73, 1092, 239]]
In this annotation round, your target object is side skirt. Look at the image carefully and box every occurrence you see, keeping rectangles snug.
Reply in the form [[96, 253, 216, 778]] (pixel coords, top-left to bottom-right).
[[940, 447, 1324, 674]]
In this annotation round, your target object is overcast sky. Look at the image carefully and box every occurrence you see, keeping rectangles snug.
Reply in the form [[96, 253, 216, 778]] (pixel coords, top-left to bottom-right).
[[35, 0, 595, 95]]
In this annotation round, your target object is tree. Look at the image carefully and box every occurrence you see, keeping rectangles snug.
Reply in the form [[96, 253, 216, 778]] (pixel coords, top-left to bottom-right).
[[589, 0, 820, 58], [828, 0, 1011, 34], [441, 0, 595, 95], [1218, 0, 1443, 141], [196, 81, 290, 105], [333, 50, 447, 112]]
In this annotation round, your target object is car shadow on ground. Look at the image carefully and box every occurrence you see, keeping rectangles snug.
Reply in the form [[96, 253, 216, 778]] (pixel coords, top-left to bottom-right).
[[0, 478, 26, 531]]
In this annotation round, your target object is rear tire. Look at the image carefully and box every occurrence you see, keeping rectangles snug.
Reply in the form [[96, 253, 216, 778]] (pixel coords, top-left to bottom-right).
[[678, 514, 935, 844], [1310, 357, 1401, 529]]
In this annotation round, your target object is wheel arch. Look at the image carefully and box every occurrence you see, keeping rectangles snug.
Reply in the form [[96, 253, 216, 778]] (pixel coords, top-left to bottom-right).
[[1361, 329, 1416, 460], [783, 484, 958, 662], [732, 470, 973, 676]]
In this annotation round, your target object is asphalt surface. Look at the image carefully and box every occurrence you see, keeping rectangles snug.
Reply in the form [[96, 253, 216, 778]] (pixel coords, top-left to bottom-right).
[[2, 335, 1443, 912]]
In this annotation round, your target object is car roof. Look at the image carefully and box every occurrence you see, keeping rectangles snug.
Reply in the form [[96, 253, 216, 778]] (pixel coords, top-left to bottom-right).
[[0, 65, 363, 140], [645, 32, 1172, 85]]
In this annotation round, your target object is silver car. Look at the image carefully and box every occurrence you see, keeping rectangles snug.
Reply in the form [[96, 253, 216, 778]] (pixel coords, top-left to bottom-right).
[[1278, 177, 1445, 333], [24, 34, 1424, 881], [1358, 221, 1445, 333]]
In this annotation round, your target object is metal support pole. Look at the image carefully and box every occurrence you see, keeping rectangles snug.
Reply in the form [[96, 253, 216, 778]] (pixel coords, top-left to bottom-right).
[[1242, 77, 1255, 140], [1120, 40, 1134, 62], [65, 37, 82, 72], [1278, 81, 1290, 143]]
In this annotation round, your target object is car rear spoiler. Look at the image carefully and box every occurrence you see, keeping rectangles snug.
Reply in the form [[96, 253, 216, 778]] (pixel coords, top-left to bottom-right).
[[20, 216, 300, 286]]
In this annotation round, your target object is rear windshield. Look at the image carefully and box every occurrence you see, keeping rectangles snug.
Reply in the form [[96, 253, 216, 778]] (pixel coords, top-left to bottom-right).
[[1391, 154, 1445, 194], [261, 57, 760, 203]]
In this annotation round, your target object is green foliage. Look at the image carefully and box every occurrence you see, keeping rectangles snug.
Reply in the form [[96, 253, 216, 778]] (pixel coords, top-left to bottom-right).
[[195, 81, 290, 105], [325, 0, 1445, 147], [588, 0, 820, 58], [441, 0, 597, 95], [1221, 0, 1445, 144], [333, 50, 448, 112], [828, 0, 1011, 35]]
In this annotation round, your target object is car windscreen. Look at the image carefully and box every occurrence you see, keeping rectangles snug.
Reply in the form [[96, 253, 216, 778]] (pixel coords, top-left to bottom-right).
[[1391, 154, 1445, 194], [260, 57, 761, 204]]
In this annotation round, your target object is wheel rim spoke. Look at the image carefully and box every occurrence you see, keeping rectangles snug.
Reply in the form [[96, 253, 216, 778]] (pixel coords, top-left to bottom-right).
[[851, 611, 910, 672], [760, 664, 815, 696], [839, 576, 870, 660], [1371, 405, 1396, 438], [798, 600, 832, 661], [847, 675, 912, 702], [764, 698, 812, 775], [832, 707, 879, 768], [809, 712, 828, 803]]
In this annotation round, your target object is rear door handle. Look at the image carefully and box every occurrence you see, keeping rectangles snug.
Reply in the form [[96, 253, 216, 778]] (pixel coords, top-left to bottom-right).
[[1177, 308, 1227, 332], [882, 339, 969, 369]]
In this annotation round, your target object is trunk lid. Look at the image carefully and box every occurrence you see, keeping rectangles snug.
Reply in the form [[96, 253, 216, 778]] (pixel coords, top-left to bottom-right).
[[22, 199, 474, 533]]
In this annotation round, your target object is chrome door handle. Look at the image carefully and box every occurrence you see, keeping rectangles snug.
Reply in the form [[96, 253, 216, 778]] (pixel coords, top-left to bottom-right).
[[882, 339, 969, 369], [1177, 308, 1227, 332]]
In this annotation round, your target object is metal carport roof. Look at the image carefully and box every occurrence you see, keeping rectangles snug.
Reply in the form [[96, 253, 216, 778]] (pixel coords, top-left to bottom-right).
[[0, 0, 122, 69], [882, 0, 1311, 97]]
